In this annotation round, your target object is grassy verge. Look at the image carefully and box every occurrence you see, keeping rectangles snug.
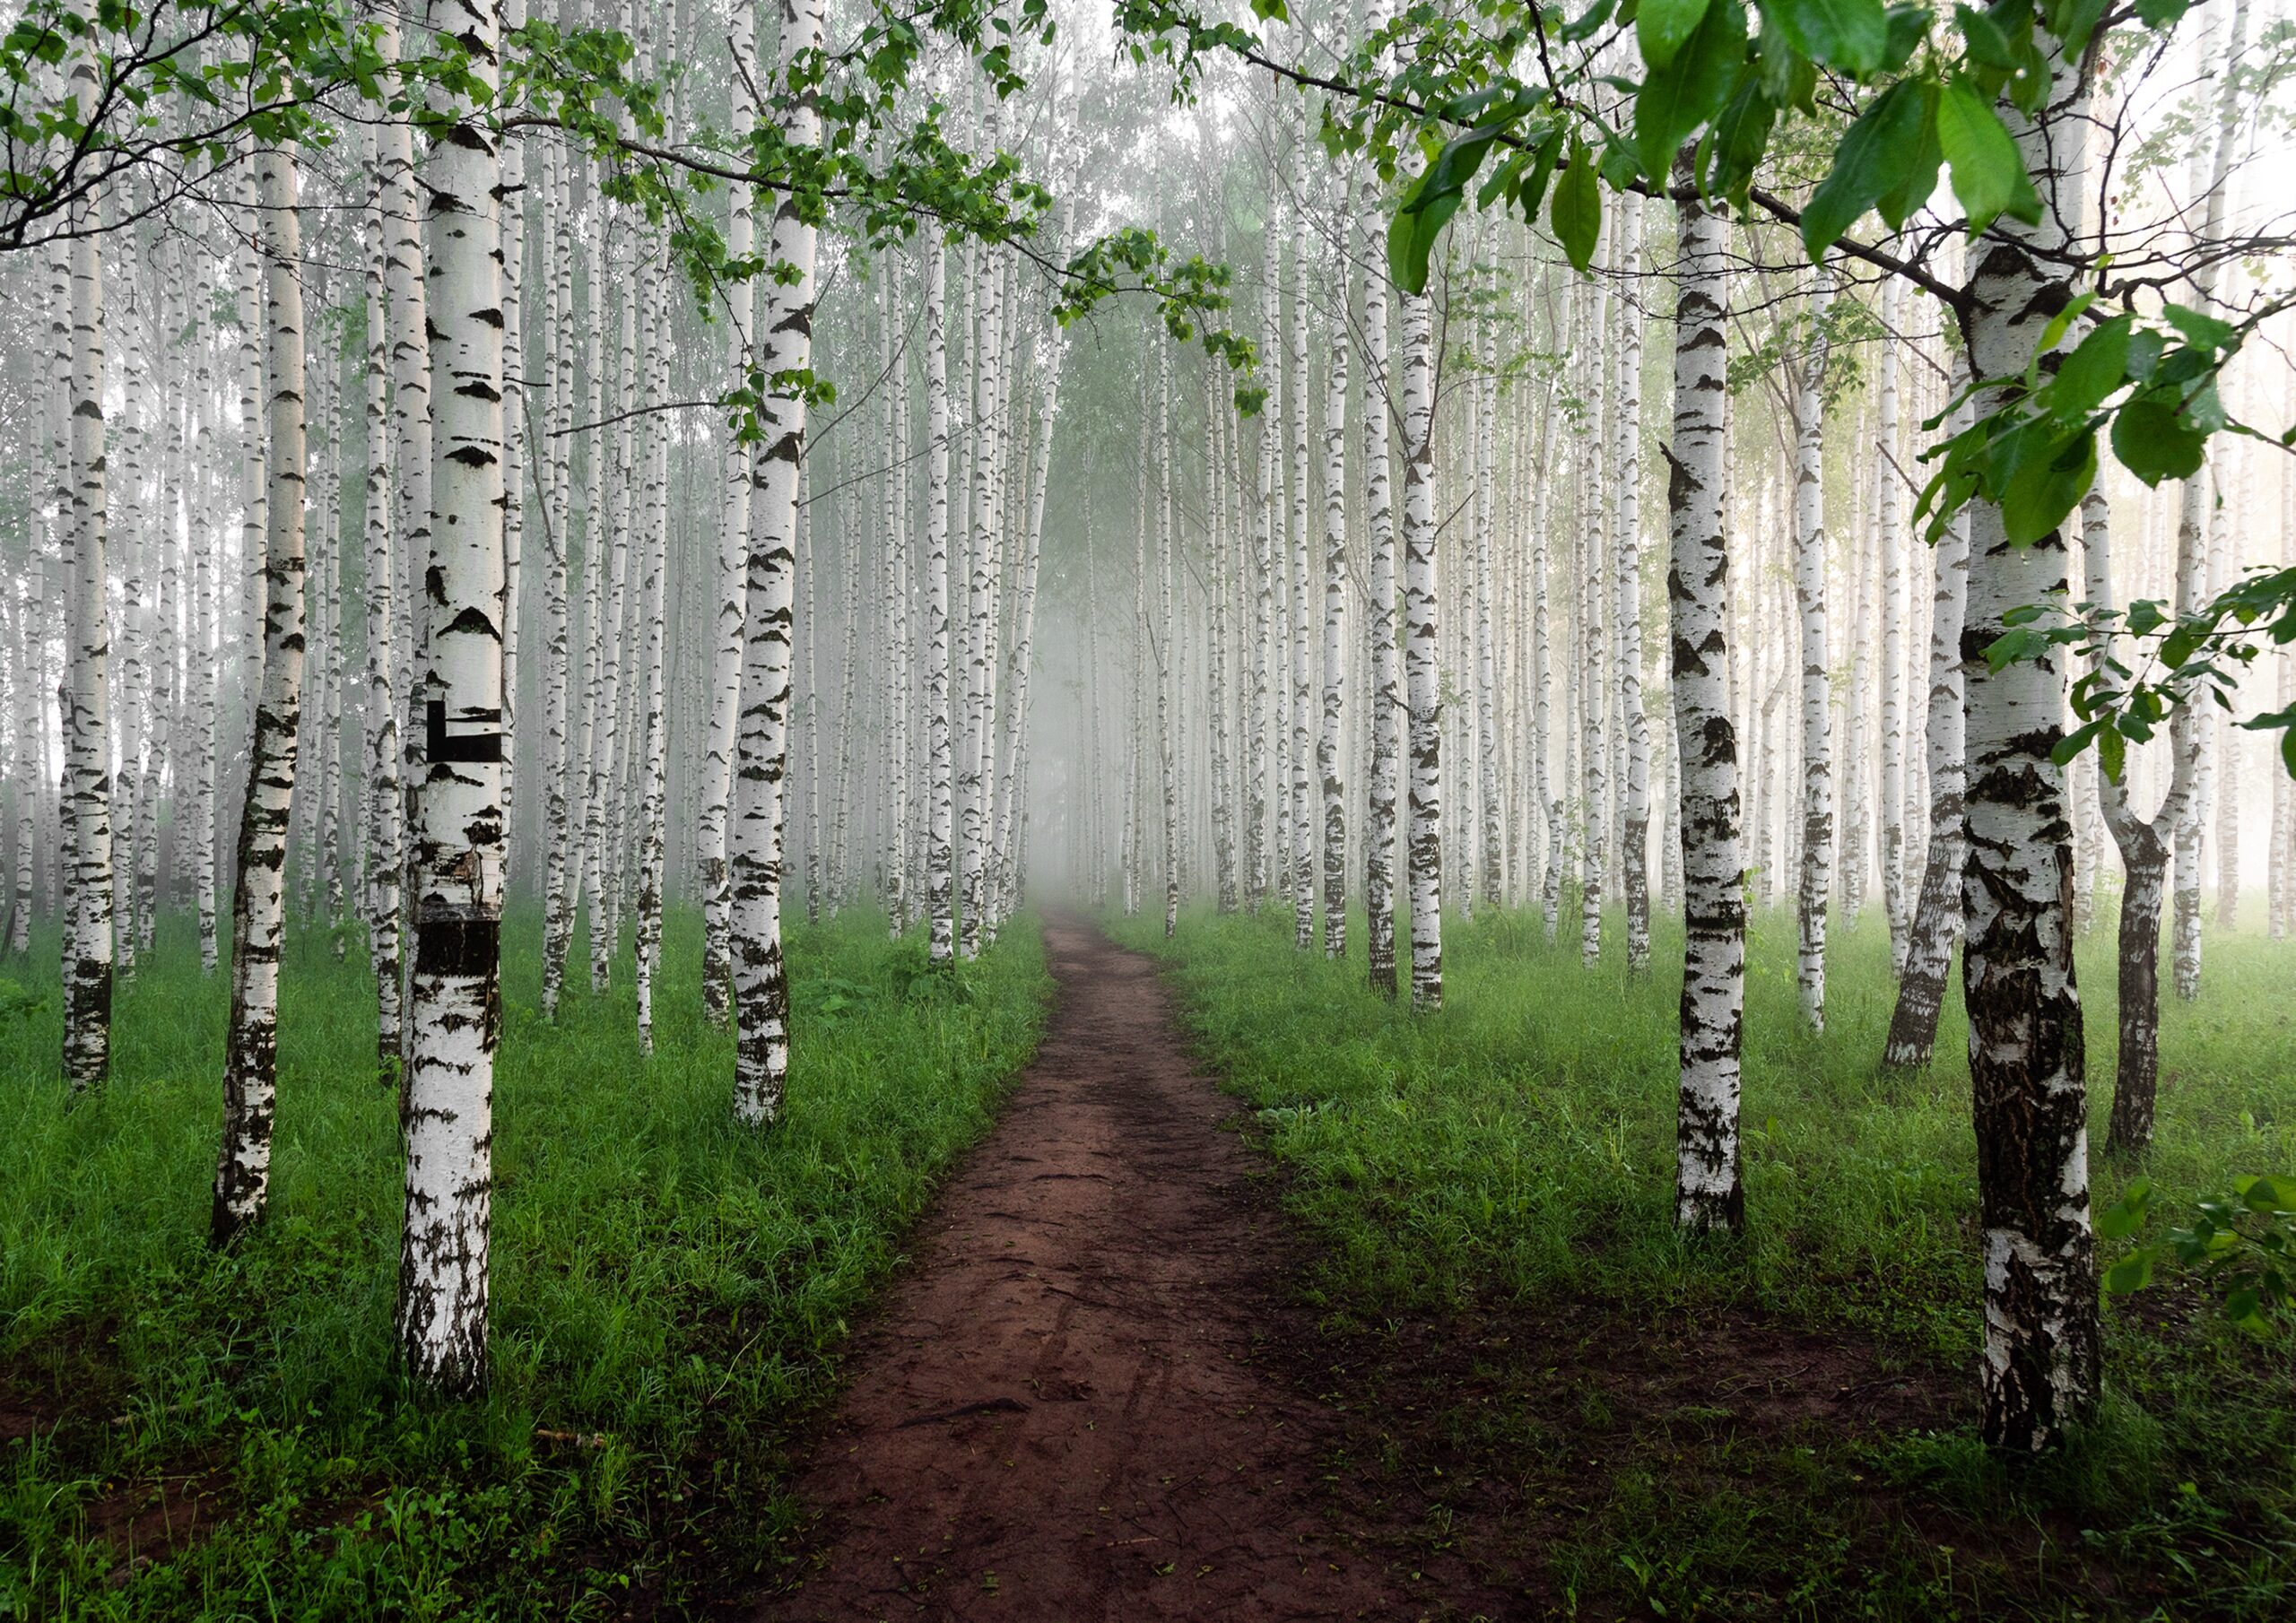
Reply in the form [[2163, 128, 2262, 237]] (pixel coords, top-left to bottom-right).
[[0, 907, 1048, 1619], [1115, 900, 2296, 1620]]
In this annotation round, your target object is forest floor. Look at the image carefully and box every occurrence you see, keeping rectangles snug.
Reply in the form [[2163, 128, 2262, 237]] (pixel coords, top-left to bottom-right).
[[6, 902, 2293, 1620], [0, 908, 1054, 1620], [752, 916, 1513, 1621], [1104, 900, 2296, 1622]]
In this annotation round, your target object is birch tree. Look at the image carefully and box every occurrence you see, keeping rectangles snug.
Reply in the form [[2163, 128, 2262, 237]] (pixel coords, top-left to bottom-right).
[[1883, 349, 1972, 1069], [1613, 194, 1652, 973], [732, 0, 828, 1122], [924, 231, 955, 965], [397, 2, 509, 1392], [1318, 171, 1350, 960], [1956, 55, 2097, 1453], [212, 142, 308, 1247], [1791, 268, 1832, 1030], [1399, 228, 1440, 1011], [59, 14, 110, 1090], [1666, 192, 1744, 1236], [363, 128, 404, 1074], [1361, 116, 1400, 998]]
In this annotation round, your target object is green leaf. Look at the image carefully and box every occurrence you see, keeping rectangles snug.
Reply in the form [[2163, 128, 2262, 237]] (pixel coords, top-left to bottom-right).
[[2051, 717, 2102, 767], [2132, 0, 2190, 28], [2161, 301, 2233, 352], [2125, 326, 2165, 382], [1799, 79, 1925, 256], [2159, 620, 2205, 671], [1882, 1, 1931, 70], [1986, 626, 2048, 671], [2001, 427, 2092, 545], [1953, 0, 2017, 67], [2097, 722, 2126, 783], [1385, 126, 1499, 294], [1552, 145, 1602, 271], [2103, 1250, 2155, 1294], [1769, 0, 1888, 73], [2032, 290, 2097, 362], [2236, 1175, 2296, 1213], [1874, 79, 1943, 229], [2044, 0, 2108, 58], [1600, 133, 1646, 189], [1936, 78, 2042, 233], [2110, 395, 2205, 487], [1513, 127, 1567, 220], [1633, 0, 1746, 182], [1638, 0, 1711, 70], [2097, 1177, 2155, 1240], [1386, 187, 1462, 295], [1706, 72, 1776, 207], [2049, 314, 2130, 419], [1561, 0, 1618, 42]]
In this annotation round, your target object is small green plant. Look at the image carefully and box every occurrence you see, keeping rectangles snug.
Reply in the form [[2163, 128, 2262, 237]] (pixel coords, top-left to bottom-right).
[[0, 976, 48, 1030], [2100, 1175, 2296, 1334]]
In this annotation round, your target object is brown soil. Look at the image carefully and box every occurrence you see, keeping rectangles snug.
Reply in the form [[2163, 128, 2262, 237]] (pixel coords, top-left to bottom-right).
[[752, 917, 1501, 1622]]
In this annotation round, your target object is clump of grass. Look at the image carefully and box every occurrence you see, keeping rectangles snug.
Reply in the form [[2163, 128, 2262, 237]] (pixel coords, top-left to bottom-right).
[[1117, 898, 2296, 1619], [0, 907, 1048, 1618]]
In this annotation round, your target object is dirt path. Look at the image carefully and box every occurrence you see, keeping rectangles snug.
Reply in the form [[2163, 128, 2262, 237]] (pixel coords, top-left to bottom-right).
[[752, 918, 1432, 1622]]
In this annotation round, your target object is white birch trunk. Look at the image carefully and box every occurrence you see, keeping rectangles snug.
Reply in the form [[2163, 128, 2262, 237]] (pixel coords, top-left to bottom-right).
[[1248, 221, 1279, 909], [1158, 336, 1180, 937], [1474, 326, 1500, 913], [1884, 347, 1974, 1068], [378, 13, 431, 1050], [732, 0, 826, 1121], [1876, 278, 1909, 971], [2170, 0, 2248, 999], [1959, 52, 2098, 1452], [1579, 244, 1609, 968], [59, 15, 111, 1089], [701, 1, 756, 1012], [1287, 145, 1316, 950], [539, 142, 578, 1020], [1361, 128, 1399, 996], [397, 8, 509, 1393], [364, 139, 404, 1071], [1614, 195, 1651, 971], [1793, 270, 1832, 1030], [1399, 255, 1441, 1011], [1667, 194, 1744, 1236], [924, 233, 955, 964], [1319, 176, 1350, 959], [212, 143, 309, 1245]]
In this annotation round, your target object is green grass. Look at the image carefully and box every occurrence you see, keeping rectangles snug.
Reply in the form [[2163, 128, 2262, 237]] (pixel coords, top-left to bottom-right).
[[0, 905, 1049, 1619], [1113, 897, 2296, 1620]]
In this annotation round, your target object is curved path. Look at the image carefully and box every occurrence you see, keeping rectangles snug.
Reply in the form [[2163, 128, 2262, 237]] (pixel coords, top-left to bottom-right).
[[752, 918, 1423, 1622]]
